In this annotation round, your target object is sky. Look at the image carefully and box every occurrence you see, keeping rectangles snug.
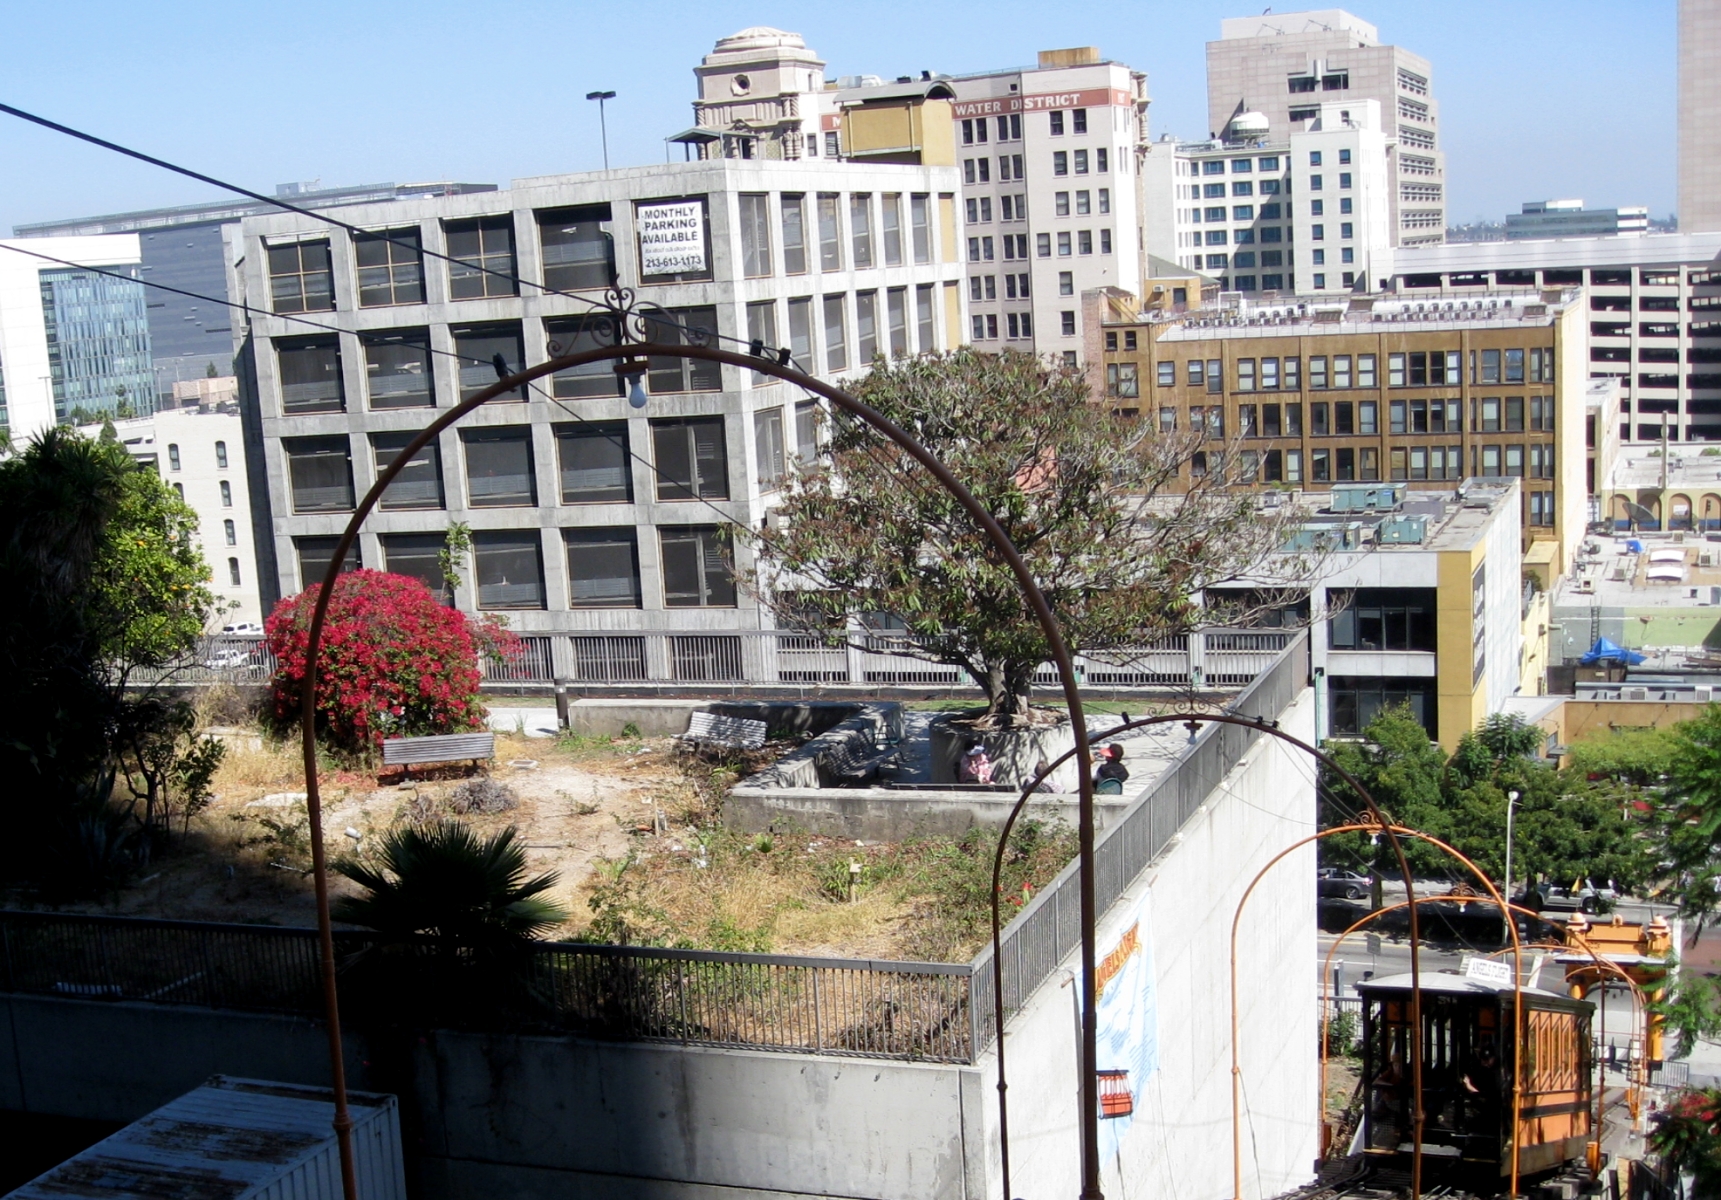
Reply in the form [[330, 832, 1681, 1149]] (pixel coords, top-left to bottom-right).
[[0, 0, 1677, 236]]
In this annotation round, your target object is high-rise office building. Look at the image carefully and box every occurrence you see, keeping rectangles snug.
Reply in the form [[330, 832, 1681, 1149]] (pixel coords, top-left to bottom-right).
[[0, 234, 152, 437], [1505, 200, 1650, 240], [1205, 9, 1444, 247], [682, 29, 1150, 362], [15, 181, 496, 399], [1681, 0, 1721, 232]]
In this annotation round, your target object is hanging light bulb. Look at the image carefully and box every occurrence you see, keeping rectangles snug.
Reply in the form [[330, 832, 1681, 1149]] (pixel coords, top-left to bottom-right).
[[614, 358, 649, 409]]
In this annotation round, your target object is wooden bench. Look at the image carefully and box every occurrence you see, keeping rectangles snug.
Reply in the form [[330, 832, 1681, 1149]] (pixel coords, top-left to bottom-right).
[[680, 711, 768, 751], [381, 732, 496, 779]]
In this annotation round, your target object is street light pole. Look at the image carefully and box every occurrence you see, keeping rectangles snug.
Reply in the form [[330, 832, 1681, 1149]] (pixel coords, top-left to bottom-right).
[[1505, 789, 1520, 902], [586, 90, 616, 170]]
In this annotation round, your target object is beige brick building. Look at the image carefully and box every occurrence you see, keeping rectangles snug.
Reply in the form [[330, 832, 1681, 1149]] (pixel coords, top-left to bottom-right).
[[1205, 9, 1444, 247]]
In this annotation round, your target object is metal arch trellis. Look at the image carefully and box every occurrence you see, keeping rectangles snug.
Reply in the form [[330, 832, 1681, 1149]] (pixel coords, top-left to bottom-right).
[[294, 310, 1110, 1200]]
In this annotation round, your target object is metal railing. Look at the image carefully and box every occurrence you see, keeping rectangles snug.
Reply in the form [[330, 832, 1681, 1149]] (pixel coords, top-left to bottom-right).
[[0, 910, 973, 1063], [141, 629, 1290, 694], [968, 632, 1310, 1052]]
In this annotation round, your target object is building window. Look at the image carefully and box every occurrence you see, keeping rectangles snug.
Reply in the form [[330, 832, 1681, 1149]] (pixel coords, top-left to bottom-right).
[[219, 480, 232, 507], [652, 416, 729, 501], [474, 532, 545, 610], [910, 194, 931, 264], [555, 422, 630, 504], [1359, 401, 1377, 434], [267, 241, 333, 314], [295, 536, 359, 588], [537, 204, 614, 291], [444, 215, 518, 299], [462, 427, 536, 507], [880, 194, 904, 266], [1481, 348, 1502, 384], [819, 294, 848, 371], [1060, 311, 1076, 337], [1106, 363, 1139, 397], [1053, 151, 1069, 176], [1078, 231, 1093, 255], [167, 443, 181, 471], [1237, 359, 1257, 391], [915, 285, 935, 351], [781, 194, 809, 275], [1157, 361, 1176, 387], [223, 519, 236, 546], [214, 440, 228, 469], [643, 307, 723, 393], [661, 526, 736, 608], [372, 430, 445, 510], [380, 533, 450, 602], [453, 323, 526, 402], [795, 399, 820, 463], [284, 437, 354, 513], [546, 315, 623, 400], [755, 406, 787, 486], [817, 193, 843, 271], [276, 337, 344, 414], [1329, 589, 1437, 651], [354, 228, 425, 307], [1328, 677, 1436, 738], [850, 194, 874, 268], [855, 291, 879, 362], [362, 330, 435, 409], [565, 529, 642, 608], [886, 287, 908, 356]]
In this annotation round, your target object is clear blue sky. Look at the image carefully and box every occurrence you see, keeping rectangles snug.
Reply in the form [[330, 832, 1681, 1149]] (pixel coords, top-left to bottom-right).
[[0, 0, 1676, 235]]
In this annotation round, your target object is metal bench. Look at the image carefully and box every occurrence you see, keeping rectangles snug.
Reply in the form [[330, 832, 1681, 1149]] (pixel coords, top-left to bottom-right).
[[381, 732, 496, 779], [680, 711, 768, 751]]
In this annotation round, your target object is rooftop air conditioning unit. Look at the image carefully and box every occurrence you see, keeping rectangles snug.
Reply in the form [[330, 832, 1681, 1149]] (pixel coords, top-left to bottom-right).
[[1696, 686, 1714, 703], [1624, 686, 1648, 701]]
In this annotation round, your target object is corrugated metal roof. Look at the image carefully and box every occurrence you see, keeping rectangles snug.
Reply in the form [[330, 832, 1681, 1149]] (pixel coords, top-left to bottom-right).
[[8, 1077, 399, 1200]]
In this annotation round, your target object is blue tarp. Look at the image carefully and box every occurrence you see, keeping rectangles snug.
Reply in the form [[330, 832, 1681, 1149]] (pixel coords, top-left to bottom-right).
[[1627, 539, 1646, 553], [1579, 637, 1647, 666]]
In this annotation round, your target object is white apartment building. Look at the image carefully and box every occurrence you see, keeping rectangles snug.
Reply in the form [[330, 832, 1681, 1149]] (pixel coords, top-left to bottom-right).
[[229, 160, 965, 669], [0, 234, 153, 439], [682, 29, 1151, 363], [1205, 8, 1444, 247], [1387, 232, 1721, 444], [1143, 98, 1391, 297], [79, 395, 263, 628], [945, 48, 1150, 364]]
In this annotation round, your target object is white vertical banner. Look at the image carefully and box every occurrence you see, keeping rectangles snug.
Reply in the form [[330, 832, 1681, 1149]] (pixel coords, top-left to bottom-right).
[[1095, 890, 1159, 1169], [637, 200, 707, 276]]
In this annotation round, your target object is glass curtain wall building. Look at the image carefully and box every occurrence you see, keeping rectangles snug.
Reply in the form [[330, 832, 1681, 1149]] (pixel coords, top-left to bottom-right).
[[38, 265, 155, 422]]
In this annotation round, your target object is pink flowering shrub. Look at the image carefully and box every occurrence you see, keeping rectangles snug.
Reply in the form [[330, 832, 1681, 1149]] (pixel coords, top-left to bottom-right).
[[266, 570, 519, 752]]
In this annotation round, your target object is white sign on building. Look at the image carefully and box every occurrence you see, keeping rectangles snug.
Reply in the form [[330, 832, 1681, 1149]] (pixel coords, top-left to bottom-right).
[[637, 201, 707, 276]]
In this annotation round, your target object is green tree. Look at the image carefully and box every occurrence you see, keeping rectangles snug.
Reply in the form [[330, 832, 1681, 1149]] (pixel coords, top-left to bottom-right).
[[0, 428, 218, 887], [750, 348, 1312, 722], [1650, 1088, 1721, 1197], [1658, 706, 1721, 921], [1321, 708, 1654, 890], [1564, 725, 1678, 788]]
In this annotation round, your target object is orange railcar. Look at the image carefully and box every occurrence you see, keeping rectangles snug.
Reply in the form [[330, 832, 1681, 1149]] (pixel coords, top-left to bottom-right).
[[1356, 972, 1595, 1179]]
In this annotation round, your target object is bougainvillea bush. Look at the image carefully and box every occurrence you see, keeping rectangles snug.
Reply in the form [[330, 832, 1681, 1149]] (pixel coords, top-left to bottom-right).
[[266, 570, 519, 753]]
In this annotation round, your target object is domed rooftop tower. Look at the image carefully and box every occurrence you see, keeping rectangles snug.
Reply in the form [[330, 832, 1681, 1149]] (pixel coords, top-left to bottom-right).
[[688, 28, 827, 161]]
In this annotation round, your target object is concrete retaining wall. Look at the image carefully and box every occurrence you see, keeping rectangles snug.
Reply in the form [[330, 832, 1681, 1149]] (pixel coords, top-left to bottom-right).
[[725, 785, 1130, 840], [972, 689, 1320, 1200]]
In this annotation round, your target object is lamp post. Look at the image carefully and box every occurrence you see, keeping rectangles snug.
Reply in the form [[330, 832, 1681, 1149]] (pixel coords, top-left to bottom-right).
[[1505, 789, 1521, 902], [586, 90, 616, 170]]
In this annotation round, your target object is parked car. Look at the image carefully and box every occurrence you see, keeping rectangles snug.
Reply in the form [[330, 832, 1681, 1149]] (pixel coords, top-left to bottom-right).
[[1317, 868, 1373, 900], [223, 622, 264, 636], [1521, 880, 1617, 914], [203, 646, 261, 671]]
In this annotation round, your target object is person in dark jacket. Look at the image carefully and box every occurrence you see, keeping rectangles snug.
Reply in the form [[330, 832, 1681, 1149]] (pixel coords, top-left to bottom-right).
[[1094, 743, 1129, 786]]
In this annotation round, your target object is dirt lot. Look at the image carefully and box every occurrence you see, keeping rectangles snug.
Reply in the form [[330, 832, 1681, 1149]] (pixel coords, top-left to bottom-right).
[[39, 722, 1076, 964]]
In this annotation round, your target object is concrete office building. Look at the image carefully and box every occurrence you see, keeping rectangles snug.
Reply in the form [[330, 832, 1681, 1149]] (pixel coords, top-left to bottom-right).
[[1206, 9, 1445, 247], [1216, 480, 1522, 745], [0, 233, 153, 438], [1506, 200, 1650, 241], [1090, 287, 1587, 569], [1387, 232, 1721, 444], [1142, 98, 1392, 296], [232, 159, 966, 667], [16, 181, 496, 398], [79, 395, 263, 628], [1681, 0, 1721, 233], [681, 29, 1150, 363]]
